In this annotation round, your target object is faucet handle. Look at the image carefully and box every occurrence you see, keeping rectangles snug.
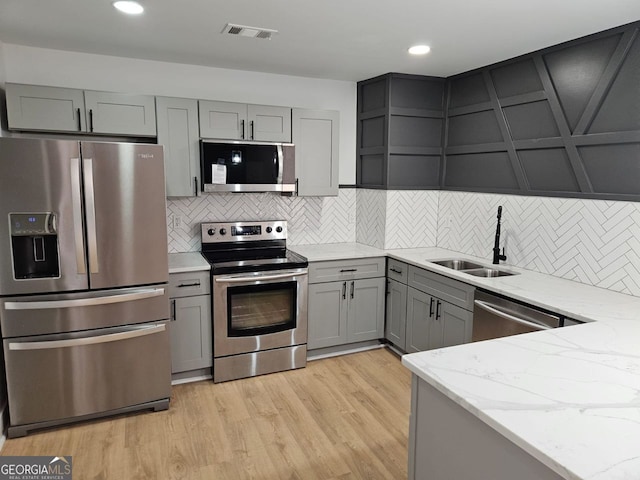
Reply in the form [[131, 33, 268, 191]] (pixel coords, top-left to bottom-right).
[[499, 248, 507, 261]]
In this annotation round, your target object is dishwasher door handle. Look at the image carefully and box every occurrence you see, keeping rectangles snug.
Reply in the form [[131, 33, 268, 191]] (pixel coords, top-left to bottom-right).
[[8, 324, 166, 351], [473, 300, 552, 331]]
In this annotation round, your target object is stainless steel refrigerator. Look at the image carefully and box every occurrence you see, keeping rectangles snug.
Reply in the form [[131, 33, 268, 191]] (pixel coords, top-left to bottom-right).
[[0, 137, 171, 437]]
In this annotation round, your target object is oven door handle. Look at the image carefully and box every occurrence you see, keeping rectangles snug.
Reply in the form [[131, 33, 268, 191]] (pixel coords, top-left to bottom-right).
[[474, 300, 552, 331], [215, 270, 307, 284]]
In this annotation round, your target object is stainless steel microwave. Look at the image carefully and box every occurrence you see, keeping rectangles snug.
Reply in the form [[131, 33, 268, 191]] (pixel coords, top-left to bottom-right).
[[200, 140, 296, 193]]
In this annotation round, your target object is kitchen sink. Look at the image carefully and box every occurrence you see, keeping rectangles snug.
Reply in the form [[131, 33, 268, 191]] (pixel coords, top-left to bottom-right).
[[463, 268, 516, 277], [429, 259, 518, 278], [431, 259, 484, 270]]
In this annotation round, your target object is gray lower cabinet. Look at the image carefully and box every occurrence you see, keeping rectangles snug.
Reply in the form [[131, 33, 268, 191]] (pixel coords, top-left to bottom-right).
[[406, 287, 472, 353], [292, 108, 340, 196], [308, 275, 385, 350], [156, 96, 200, 197], [169, 271, 212, 374], [6, 83, 157, 136], [400, 264, 474, 353], [385, 278, 408, 350], [199, 100, 291, 142]]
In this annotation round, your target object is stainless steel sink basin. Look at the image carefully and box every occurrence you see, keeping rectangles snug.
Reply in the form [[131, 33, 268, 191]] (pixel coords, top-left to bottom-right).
[[431, 259, 484, 270], [463, 268, 516, 277], [429, 259, 518, 278]]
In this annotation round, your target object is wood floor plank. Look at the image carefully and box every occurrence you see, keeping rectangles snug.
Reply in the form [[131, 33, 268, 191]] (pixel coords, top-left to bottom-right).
[[0, 348, 411, 479]]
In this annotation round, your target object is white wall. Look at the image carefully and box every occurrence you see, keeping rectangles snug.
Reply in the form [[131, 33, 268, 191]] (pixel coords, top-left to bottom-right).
[[2, 44, 357, 183]]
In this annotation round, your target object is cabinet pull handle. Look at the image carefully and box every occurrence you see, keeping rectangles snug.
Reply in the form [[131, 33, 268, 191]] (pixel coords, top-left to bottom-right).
[[295, 178, 299, 197], [89, 109, 94, 132], [350, 281, 354, 299], [429, 297, 435, 317], [177, 282, 200, 288], [250, 120, 254, 139], [241, 120, 245, 139], [193, 177, 198, 197], [342, 281, 346, 300], [390, 267, 403, 274], [171, 299, 176, 321], [340, 268, 357, 273], [436, 300, 442, 320], [386, 280, 390, 295], [77, 108, 82, 131]]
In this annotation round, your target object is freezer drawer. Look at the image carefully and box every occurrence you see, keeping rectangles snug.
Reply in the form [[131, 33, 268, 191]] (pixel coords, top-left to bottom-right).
[[4, 321, 171, 428], [0, 285, 169, 337]]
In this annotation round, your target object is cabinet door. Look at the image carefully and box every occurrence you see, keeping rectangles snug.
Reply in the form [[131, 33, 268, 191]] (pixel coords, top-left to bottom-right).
[[292, 108, 340, 196], [406, 287, 433, 353], [198, 100, 247, 139], [84, 91, 157, 136], [171, 296, 212, 373], [308, 282, 348, 349], [347, 278, 385, 343], [156, 97, 200, 197], [248, 104, 292, 142], [385, 279, 407, 350], [440, 301, 473, 348], [6, 83, 86, 132]]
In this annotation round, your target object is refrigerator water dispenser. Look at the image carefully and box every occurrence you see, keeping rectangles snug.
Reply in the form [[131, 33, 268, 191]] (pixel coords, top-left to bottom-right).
[[9, 213, 60, 279]]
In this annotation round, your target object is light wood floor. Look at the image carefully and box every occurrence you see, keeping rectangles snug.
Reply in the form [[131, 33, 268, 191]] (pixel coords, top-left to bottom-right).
[[1, 348, 411, 479]]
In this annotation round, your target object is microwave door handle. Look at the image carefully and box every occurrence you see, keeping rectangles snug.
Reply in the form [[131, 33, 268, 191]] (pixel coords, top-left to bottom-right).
[[276, 145, 284, 184]]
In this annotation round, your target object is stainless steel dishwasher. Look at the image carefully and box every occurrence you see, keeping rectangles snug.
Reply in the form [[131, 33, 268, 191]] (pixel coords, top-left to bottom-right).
[[472, 289, 580, 342]]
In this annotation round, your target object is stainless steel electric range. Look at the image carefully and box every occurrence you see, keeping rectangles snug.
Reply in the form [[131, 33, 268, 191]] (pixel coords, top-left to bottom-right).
[[201, 220, 308, 383]]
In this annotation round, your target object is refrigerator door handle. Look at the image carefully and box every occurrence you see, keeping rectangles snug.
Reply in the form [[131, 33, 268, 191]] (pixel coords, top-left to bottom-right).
[[70, 157, 87, 275], [8, 324, 166, 351], [4, 288, 165, 311], [83, 158, 99, 274]]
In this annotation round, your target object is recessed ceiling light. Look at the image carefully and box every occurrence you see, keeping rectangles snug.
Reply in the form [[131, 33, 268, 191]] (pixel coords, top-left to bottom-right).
[[408, 45, 431, 55], [113, 1, 144, 15]]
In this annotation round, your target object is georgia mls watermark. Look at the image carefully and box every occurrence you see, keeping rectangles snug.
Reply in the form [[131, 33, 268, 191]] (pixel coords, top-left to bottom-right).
[[0, 456, 72, 480]]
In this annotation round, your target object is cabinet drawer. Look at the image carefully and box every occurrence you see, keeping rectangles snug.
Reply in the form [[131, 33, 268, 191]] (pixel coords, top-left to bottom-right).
[[308, 258, 385, 284], [169, 271, 210, 297], [387, 258, 408, 284], [408, 266, 474, 311]]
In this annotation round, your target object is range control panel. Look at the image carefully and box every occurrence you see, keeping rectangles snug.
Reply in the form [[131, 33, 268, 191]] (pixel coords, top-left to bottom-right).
[[201, 220, 287, 243]]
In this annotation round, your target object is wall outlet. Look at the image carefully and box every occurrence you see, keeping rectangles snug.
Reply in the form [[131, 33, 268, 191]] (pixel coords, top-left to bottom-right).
[[172, 215, 182, 229], [348, 211, 356, 225]]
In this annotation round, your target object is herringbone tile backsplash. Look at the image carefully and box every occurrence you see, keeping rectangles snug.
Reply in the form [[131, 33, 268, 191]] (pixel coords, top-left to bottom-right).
[[167, 187, 640, 297], [167, 189, 356, 252], [438, 191, 640, 297]]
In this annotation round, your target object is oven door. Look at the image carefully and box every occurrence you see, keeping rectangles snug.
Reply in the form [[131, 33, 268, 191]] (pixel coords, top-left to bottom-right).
[[213, 268, 308, 357]]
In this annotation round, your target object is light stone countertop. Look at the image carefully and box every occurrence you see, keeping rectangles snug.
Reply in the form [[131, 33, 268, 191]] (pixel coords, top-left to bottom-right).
[[289, 242, 386, 261], [168, 252, 210, 274], [292, 242, 640, 479]]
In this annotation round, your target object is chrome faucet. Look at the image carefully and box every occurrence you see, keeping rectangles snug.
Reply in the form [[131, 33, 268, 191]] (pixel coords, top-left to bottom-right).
[[493, 206, 507, 265]]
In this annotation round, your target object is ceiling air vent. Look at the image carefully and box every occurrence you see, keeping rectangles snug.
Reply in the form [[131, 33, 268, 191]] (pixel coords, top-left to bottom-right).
[[222, 23, 278, 40]]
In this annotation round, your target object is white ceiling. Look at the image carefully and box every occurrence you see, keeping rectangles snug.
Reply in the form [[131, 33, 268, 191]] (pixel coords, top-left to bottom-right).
[[1, 0, 640, 82]]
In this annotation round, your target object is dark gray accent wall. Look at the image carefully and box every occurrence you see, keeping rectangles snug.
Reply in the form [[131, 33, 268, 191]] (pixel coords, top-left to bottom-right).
[[357, 21, 640, 201]]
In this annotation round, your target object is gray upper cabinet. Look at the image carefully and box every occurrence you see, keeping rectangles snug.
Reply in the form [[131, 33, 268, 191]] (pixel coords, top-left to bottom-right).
[[248, 104, 292, 142], [198, 100, 247, 140], [6, 83, 156, 136], [156, 97, 200, 197], [84, 91, 156, 136], [199, 100, 291, 142], [292, 108, 340, 196], [6, 84, 86, 133]]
